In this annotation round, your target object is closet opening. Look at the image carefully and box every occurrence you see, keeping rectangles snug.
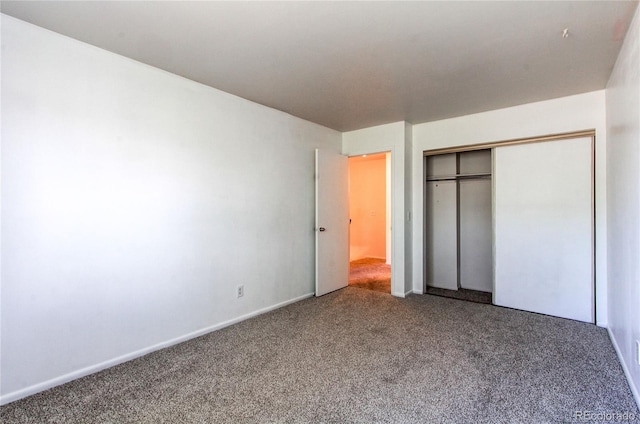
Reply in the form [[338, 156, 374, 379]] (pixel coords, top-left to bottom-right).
[[348, 152, 391, 294], [424, 149, 493, 304]]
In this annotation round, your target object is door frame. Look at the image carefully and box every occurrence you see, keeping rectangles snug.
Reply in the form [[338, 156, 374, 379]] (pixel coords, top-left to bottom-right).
[[347, 150, 399, 295], [347, 152, 393, 292], [343, 121, 409, 298]]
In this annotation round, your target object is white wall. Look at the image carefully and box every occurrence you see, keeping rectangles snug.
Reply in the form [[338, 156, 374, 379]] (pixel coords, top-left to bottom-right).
[[0, 15, 341, 404], [411, 91, 608, 326], [606, 5, 640, 406], [342, 122, 410, 296]]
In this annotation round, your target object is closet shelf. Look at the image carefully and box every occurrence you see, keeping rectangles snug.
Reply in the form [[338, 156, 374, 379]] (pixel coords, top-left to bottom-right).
[[426, 172, 492, 182]]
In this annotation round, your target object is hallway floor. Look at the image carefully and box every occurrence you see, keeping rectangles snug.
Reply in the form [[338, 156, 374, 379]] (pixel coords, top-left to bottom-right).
[[348, 258, 390, 293]]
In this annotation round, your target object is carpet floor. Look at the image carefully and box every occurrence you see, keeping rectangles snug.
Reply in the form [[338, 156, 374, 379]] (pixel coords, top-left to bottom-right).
[[349, 258, 391, 293], [1, 287, 637, 423]]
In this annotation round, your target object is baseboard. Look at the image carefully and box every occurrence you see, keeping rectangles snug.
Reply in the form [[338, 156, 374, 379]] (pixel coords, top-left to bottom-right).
[[0, 292, 314, 406], [608, 328, 640, 410], [394, 289, 422, 297]]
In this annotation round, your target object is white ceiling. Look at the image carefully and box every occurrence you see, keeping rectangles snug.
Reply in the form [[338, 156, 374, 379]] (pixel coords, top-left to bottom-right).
[[1, 1, 638, 132]]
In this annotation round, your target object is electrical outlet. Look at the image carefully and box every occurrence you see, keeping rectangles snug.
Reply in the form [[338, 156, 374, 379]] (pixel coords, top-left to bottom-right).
[[237, 285, 244, 298]]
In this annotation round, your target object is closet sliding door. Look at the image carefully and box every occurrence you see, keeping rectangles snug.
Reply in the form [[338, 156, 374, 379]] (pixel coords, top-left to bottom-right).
[[459, 179, 492, 292], [425, 154, 458, 291], [493, 137, 593, 323], [425, 150, 492, 292], [459, 151, 492, 293]]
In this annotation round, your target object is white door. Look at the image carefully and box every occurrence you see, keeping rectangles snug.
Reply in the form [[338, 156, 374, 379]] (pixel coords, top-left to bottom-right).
[[493, 137, 593, 322], [315, 149, 349, 296], [425, 153, 458, 291], [459, 178, 493, 292], [425, 180, 458, 290]]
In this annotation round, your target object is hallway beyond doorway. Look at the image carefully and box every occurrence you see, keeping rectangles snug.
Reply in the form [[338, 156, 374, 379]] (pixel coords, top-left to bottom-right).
[[348, 258, 390, 293]]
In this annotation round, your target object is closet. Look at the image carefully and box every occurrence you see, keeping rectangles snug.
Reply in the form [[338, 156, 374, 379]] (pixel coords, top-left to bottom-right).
[[492, 137, 593, 322], [423, 134, 595, 323], [425, 149, 492, 294]]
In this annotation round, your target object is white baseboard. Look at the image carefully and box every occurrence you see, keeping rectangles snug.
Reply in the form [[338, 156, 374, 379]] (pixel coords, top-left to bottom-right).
[[391, 289, 424, 298], [608, 328, 640, 410], [391, 290, 405, 298], [0, 292, 314, 406]]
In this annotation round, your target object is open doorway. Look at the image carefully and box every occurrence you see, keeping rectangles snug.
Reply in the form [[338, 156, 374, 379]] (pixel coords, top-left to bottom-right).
[[348, 152, 391, 293]]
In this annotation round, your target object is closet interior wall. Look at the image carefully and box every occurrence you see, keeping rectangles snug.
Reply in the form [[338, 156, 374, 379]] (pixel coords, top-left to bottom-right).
[[425, 149, 492, 293]]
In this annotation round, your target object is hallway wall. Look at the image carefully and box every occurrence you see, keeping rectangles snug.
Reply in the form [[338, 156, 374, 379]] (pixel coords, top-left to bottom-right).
[[349, 155, 386, 261]]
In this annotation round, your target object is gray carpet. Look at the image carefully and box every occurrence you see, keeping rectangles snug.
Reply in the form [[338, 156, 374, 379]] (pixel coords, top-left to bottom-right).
[[1, 287, 637, 423]]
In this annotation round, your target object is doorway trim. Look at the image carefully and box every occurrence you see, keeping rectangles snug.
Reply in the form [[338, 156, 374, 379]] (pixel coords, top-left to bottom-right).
[[347, 152, 393, 293], [343, 121, 410, 298]]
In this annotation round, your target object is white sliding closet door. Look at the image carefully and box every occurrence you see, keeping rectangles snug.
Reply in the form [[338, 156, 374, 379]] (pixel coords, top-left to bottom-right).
[[459, 179, 492, 292], [425, 180, 458, 290], [493, 137, 593, 322]]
